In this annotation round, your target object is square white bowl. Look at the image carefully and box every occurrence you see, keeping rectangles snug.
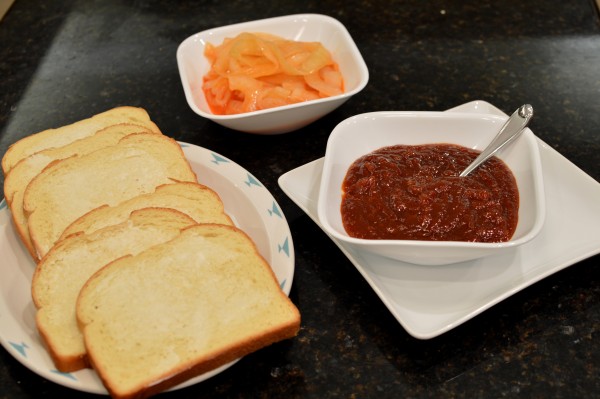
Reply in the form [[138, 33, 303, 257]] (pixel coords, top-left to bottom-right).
[[176, 14, 369, 134], [317, 111, 546, 265]]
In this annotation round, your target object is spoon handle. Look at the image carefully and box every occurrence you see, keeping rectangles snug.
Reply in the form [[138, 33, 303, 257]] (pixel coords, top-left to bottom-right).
[[459, 104, 534, 177]]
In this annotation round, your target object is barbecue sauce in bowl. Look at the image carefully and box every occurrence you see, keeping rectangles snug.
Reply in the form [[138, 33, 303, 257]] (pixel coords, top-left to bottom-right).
[[341, 144, 519, 242]]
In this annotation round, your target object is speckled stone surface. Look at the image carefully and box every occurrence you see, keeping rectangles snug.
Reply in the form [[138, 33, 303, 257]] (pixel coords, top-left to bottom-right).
[[0, 1, 599, 398]]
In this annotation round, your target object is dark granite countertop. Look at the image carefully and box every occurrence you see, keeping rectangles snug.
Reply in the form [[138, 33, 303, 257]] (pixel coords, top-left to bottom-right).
[[1, 1, 599, 398]]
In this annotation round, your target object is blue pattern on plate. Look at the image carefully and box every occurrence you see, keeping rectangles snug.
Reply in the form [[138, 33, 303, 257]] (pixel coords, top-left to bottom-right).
[[50, 369, 77, 381], [9, 341, 29, 357], [244, 173, 262, 188], [210, 153, 230, 165], [0, 199, 6, 210], [268, 201, 283, 218], [278, 237, 290, 257]]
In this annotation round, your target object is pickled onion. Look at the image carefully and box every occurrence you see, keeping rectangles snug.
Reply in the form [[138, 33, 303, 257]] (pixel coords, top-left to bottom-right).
[[202, 32, 344, 115]]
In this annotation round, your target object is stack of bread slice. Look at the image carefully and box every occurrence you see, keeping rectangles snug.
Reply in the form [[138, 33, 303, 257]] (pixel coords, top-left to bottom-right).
[[2, 107, 300, 399]]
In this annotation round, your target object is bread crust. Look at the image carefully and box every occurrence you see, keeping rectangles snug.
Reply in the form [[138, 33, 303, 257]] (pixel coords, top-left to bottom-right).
[[23, 132, 197, 260], [60, 181, 233, 240], [2, 106, 161, 174], [77, 224, 300, 399], [32, 208, 198, 373], [4, 123, 157, 260]]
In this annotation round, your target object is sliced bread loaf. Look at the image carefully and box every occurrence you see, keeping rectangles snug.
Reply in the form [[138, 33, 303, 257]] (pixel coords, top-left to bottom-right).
[[4, 123, 158, 259], [77, 223, 301, 399], [23, 132, 197, 260], [2, 106, 161, 175], [60, 182, 233, 241], [32, 208, 198, 372]]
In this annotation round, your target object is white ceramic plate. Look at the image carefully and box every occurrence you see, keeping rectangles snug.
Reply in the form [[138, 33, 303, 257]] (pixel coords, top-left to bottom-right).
[[278, 100, 600, 339], [0, 143, 295, 394]]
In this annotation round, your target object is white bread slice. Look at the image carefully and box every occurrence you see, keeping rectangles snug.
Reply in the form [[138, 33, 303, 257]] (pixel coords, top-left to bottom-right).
[[2, 106, 161, 175], [32, 208, 198, 372], [60, 182, 233, 241], [4, 123, 159, 260], [77, 224, 301, 399], [23, 132, 197, 260]]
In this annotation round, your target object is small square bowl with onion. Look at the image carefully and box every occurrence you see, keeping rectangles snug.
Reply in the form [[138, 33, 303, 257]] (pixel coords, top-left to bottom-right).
[[176, 14, 369, 134], [317, 111, 546, 265]]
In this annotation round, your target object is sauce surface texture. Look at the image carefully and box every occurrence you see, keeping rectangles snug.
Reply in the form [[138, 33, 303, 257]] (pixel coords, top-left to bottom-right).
[[341, 144, 519, 242]]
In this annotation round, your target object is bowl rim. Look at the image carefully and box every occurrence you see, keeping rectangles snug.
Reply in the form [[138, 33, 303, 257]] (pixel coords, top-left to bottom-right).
[[317, 110, 546, 249], [176, 13, 369, 121]]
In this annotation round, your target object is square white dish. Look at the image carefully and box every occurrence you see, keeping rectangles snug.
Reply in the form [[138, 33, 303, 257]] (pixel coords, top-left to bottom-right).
[[317, 110, 545, 265], [176, 13, 369, 134], [278, 100, 600, 339]]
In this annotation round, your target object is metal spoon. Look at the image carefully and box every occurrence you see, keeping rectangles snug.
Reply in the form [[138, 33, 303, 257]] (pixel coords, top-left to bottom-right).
[[460, 104, 534, 177]]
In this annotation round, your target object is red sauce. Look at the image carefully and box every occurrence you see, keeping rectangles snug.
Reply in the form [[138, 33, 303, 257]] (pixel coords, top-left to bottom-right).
[[341, 144, 519, 242]]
